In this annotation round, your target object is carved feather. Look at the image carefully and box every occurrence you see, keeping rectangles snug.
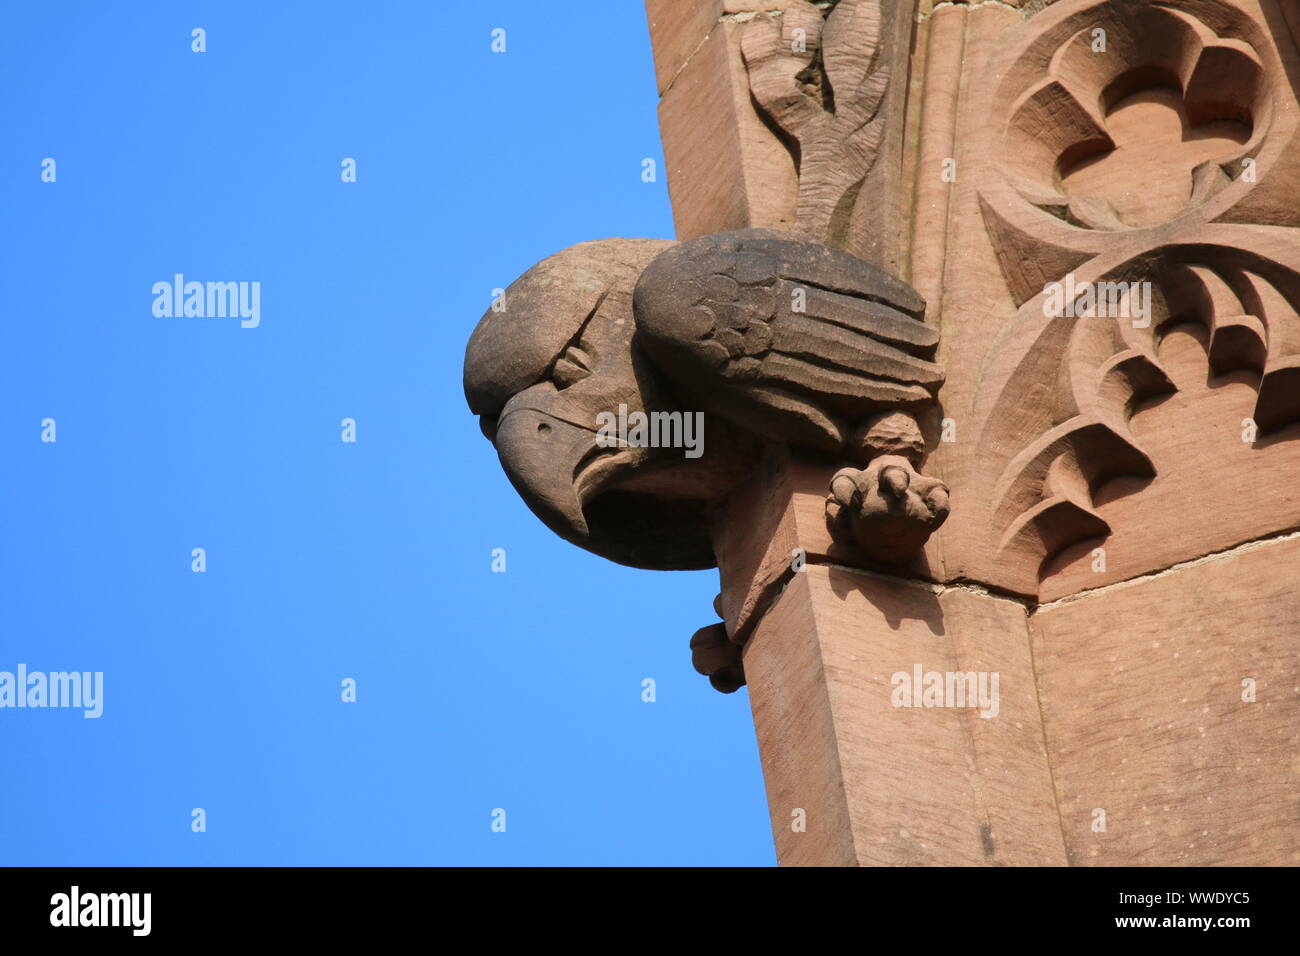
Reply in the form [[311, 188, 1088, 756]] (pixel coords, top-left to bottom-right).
[[633, 230, 941, 452]]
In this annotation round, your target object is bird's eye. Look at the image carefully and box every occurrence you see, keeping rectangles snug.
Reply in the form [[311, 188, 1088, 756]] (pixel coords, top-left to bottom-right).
[[552, 344, 593, 389]]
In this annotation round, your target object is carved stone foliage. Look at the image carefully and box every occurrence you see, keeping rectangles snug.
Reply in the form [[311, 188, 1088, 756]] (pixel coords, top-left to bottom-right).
[[465, 230, 949, 579], [742, 0, 892, 253], [963, 0, 1300, 592]]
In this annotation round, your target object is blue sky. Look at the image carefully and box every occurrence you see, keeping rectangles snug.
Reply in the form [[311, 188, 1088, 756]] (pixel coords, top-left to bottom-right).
[[0, 1, 773, 866]]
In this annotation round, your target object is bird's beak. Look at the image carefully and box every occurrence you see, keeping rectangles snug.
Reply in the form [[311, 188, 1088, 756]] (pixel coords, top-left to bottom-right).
[[493, 401, 596, 544], [493, 379, 656, 550]]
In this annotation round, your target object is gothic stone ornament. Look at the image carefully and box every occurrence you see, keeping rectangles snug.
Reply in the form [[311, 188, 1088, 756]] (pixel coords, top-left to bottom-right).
[[741, 0, 893, 258], [963, 0, 1300, 595], [464, 238, 733, 571], [464, 229, 949, 571], [467, 0, 950, 694]]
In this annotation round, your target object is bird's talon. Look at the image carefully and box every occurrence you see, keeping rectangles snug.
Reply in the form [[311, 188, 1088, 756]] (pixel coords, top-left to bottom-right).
[[825, 453, 949, 563]]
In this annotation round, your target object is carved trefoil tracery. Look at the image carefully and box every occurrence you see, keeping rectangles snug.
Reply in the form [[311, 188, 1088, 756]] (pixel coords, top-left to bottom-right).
[[966, 0, 1300, 594]]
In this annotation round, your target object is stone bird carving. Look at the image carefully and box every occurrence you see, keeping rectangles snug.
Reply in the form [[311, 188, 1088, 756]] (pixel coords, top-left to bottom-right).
[[464, 228, 949, 570]]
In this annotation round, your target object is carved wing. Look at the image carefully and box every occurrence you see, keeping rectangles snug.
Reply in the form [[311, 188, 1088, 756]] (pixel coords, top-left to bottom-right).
[[632, 229, 942, 452]]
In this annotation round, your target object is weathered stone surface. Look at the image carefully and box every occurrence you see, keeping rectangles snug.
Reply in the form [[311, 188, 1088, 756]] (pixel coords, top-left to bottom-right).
[[913, 0, 1300, 600], [826, 454, 949, 562], [745, 564, 1067, 866], [1033, 533, 1300, 866], [657, 19, 798, 239], [711, 447, 945, 642]]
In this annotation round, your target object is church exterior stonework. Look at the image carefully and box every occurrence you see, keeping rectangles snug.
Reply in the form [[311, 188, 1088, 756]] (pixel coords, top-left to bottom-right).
[[467, 0, 1300, 866]]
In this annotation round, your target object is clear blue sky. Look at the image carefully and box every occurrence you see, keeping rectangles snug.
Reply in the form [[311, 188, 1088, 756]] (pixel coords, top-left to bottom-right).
[[1, 1, 774, 866]]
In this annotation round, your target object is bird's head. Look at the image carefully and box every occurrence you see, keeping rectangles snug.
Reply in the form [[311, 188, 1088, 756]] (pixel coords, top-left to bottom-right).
[[463, 238, 756, 570]]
